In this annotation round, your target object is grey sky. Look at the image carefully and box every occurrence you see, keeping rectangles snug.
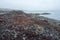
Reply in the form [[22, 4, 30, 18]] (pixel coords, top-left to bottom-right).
[[0, 0, 60, 11]]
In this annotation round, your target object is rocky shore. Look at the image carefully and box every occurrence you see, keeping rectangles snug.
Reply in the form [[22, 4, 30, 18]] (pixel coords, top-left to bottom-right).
[[0, 10, 60, 40]]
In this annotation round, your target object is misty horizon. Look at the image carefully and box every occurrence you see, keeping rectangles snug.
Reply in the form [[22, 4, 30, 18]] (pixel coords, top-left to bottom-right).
[[0, 0, 60, 11]]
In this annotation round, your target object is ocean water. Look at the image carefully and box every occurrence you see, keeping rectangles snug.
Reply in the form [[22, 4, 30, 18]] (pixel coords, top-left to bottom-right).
[[25, 11, 60, 20], [40, 11, 60, 20]]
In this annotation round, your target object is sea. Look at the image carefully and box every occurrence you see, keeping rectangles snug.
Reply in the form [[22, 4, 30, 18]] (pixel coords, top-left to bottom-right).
[[25, 10, 60, 21]]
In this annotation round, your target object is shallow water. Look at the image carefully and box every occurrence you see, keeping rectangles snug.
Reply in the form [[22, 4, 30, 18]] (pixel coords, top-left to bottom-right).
[[40, 11, 60, 20], [25, 11, 60, 20]]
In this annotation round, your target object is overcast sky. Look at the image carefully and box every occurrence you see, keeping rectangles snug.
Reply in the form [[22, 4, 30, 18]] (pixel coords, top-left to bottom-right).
[[0, 0, 60, 11]]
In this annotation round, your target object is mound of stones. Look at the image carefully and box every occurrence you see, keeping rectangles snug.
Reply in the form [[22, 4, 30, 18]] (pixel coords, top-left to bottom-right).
[[0, 10, 60, 40]]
